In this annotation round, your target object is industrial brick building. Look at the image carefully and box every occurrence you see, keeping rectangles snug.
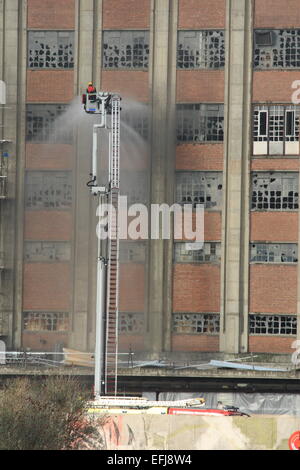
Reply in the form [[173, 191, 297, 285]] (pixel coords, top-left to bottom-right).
[[1, 0, 300, 366]]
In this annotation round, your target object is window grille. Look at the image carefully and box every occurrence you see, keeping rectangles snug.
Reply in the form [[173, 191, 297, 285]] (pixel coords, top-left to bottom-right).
[[176, 171, 223, 209], [23, 312, 69, 332], [119, 241, 146, 263], [119, 313, 144, 334], [251, 172, 298, 210], [24, 241, 71, 262], [174, 242, 221, 263], [254, 29, 300, 69], [177, 104, 224, 142], [26, 104, 72, 143], [28, 31, 74, 69], [249, 314, 297, 335], [253, 105, 300, 155], [121, 108, 149, 140], [25, 171, 72, 210], [177, 30, 225, 69], [103, 31, 149, 69], [172, 313, 220, 334], [250, 243, 298, 263]]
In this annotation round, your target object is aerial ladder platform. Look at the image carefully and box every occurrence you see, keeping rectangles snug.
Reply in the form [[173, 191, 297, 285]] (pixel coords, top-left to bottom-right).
[[83, 90, 121, 396]]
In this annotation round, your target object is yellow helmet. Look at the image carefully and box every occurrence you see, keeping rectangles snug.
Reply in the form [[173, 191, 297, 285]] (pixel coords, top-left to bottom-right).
[[88, 81, 93, 86]]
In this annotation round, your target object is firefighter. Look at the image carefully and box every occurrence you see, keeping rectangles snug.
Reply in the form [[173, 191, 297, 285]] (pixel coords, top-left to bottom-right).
[[87, 81, 97, 102]]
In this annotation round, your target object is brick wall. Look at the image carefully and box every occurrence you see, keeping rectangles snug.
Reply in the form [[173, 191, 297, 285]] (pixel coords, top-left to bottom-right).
[[119, 264, 145, 311], [204, 212, 222, 241], [24, 212, 72, 241], [23, 263, 71, 311], [176, 144, 223, 170], [250, 212, 298, 242], [22, 332, 68, 352], [251, 159, 300, 171], [27, 71, 74, 103], [172, 334, 219, 352], [26, 144, 74, 170], [103, 0, 150, 29], [178, 0, 226, 29], [249, 265, 297, 314], [119, 334, 144, 353], [173, 264, 220, 312], [27, 0, 75, 29], [174, 211, 222, 242], [101, 71, 149, 102], [249, 335, 295, 354], [253, 71, 300, 103], [177, 70, 224, 103], [254, 0, 300, 28]]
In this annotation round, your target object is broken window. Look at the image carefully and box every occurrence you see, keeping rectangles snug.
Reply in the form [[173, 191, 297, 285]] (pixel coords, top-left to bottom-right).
[[177, 30, 225, 69], [26, 104, 72, 143], [28, 31, 74, 69], [177, 104, 224, 142], [250, 243, 298, 263], [176, 171, 223, 209], [121, 107, 149, 140], [174, 242, 221, 263], [103, 31, 149, 69], [24, 242, 71, 262], [172, 313, 220, 334], [25, 171, 72, 210], [254, 29, 300, 69], [251, 172, 298, 210], [119, 241, 146, 263], [23, 312, 69, 331], [249, 314, 297, 335], [119, 313, 144, 334], [253, 105, 300, 155]]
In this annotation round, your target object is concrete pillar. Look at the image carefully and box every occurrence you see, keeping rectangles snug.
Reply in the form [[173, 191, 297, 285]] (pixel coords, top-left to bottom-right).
[[0, 0, 27, 348], [145, 0, 177, 355], [69, 0, 103, 351], [220, 0, 252, 353]]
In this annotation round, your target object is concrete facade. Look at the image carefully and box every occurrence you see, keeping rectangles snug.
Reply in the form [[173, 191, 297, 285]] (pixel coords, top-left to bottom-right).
[[0, 0, 299, 366]]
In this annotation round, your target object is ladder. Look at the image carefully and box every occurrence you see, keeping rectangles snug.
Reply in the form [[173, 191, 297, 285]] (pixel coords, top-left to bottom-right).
[[104, 96, 121, 395]]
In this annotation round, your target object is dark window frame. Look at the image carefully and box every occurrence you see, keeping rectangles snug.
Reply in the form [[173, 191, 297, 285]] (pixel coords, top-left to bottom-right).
[[249, 314, 297, 336], [103, 30, 149, 70], [177, 30, 225, 70], [28, 30, 75, 70], [177, 103, 224, 143]]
